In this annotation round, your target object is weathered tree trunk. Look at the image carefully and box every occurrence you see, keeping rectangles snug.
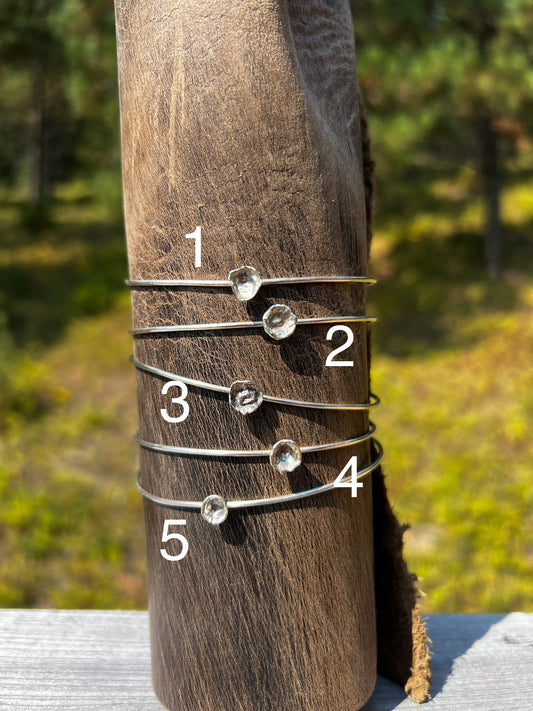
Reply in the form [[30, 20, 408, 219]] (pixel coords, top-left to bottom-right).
[[476, 24, 505, 279], [478, 115, 504, 278], [28, 65, 48, 209], [115, 1, 430, 708]]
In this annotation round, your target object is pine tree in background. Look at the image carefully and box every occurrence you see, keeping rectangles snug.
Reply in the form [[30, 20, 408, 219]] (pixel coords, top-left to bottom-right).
[[1, 0, 532, 271], [353, 0, 533, 277], [0, 0, 119, 224], [0, 0, 67, 217]]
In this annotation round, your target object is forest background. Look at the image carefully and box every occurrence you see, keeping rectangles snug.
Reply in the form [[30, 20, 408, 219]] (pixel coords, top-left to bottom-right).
[[0, 0, 531, 611]]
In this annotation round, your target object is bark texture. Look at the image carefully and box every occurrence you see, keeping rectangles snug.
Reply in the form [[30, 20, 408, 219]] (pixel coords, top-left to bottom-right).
[[115, 1, 430, 708]]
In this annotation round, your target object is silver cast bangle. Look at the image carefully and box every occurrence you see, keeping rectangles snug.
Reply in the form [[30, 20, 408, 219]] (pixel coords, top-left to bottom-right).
[[126, 265, 376, 302], [135, 423, 376, 471], [130, 307, 375, 339], [130, 357, 380, 414]]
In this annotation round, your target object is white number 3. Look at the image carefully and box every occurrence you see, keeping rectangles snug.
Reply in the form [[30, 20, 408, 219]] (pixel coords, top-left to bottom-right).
[[161, 380, 189, 423]]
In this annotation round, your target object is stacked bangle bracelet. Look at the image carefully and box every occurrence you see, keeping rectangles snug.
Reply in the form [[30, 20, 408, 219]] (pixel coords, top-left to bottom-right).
[[130, 309, 375, 340], [136, 440, 384, 525], [135, 423, 376, 469], [129, 265, 381, 524], [126, 265, 376, 301], [130, 357, 380, 414]]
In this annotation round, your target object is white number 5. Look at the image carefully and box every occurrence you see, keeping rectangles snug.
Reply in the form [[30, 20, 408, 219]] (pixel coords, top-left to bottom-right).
[[160, 520, 189, 561]]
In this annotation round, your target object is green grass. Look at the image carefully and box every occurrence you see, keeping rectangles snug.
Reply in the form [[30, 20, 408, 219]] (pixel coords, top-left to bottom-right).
[[0, 183, 145, 609], [0, 172, 532, 611], [0, 300, 145, 608], [371, 174, 533, 611], [373, 310, 533, 611]]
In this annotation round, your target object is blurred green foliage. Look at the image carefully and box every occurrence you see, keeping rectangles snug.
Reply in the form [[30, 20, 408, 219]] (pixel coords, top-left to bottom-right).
[[353, 0, 533, 276], [0, 1, 531, 611], [370, 174, 533, 611]]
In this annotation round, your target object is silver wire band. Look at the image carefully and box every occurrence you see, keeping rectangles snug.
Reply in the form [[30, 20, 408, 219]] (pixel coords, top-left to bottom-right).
[[134, 422, 376, 458], [130, 357, 380, 411], [130, 314, 375, 336], [135, 439, 383, 511], [126, 276, 376, 288]]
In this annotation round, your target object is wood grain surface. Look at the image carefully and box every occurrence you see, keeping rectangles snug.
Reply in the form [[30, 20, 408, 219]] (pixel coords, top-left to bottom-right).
[[2, 611, 531, 710], [115, 1, 376, 709]]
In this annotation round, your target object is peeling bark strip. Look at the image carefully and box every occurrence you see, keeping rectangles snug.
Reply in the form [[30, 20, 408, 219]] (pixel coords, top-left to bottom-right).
[[115, 1, 429, 708]]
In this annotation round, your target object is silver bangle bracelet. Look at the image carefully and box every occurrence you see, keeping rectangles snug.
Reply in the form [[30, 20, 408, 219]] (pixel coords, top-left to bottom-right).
[[135, 439, 383, 524], [135, 423, 375, 472], [129, 266, 382, 524], [126, 265, 376, 302], [130, 306, 375, 339], [130, 357, 380, 414]]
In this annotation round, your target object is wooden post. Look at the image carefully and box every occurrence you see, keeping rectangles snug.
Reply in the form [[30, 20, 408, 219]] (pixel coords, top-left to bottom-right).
[[115, 1, 383, 709]]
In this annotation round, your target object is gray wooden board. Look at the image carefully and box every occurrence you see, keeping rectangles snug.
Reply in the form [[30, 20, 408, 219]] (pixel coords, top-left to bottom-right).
[[362, 613, 533, 711], [0, 610, 531, 710]]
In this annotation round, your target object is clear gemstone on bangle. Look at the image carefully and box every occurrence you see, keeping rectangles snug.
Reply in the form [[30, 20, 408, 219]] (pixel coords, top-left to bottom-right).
[[228, 266, 262, 301], [229, 380, 263, 415], [201, 495, 229, 525], [270, 439, 302, 473], [262, 304, 297, 340]]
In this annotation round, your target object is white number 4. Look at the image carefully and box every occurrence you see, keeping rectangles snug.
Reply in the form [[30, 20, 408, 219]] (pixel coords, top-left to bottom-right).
[[333, 456, 363, 497], [160, 520, 189, 561]]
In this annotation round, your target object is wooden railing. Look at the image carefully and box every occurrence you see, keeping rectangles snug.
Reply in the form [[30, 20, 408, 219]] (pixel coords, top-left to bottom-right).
[[1, 610, 530, 709]]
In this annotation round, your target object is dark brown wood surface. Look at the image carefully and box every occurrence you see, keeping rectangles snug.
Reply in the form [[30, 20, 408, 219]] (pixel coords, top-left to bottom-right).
[[115, 1, 376, 709]]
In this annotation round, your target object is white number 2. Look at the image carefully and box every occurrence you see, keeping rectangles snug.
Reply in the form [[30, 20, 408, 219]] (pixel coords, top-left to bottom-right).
[[160, 520, 189, 561], [161, 380, 189, 423], [325, 325, 354, 367], [333, 456, 363, 497], [186, 226, 202, 268]]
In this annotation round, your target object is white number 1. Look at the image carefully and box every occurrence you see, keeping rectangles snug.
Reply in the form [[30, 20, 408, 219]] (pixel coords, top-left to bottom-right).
[[186, 226, 202, 268]]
